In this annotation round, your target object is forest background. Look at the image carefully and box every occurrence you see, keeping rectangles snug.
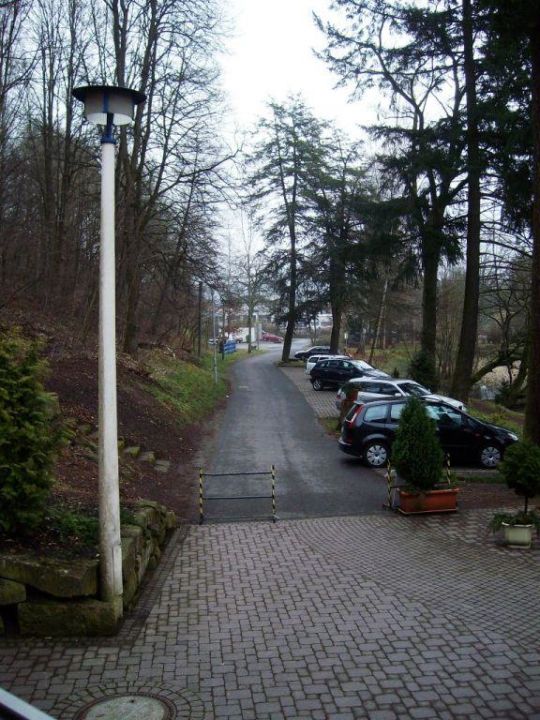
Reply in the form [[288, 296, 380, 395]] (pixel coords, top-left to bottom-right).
[[1, 0, 539, 441]]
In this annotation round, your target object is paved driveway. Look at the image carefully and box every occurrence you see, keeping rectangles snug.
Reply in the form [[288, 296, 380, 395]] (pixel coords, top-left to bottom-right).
[[1, 512, 538, 719], [198, 344, 385, 520], [1, 345, 538, 719]]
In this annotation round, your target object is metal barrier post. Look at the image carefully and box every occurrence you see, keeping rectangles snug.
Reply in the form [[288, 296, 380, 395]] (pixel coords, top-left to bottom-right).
[[384, 461, 398, 510], [271, 465, 276, 522], [199, 468, 204, 525], [386, 461, 392, 508]]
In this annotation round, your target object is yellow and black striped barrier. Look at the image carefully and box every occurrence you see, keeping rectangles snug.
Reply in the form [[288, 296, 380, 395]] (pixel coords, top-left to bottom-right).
[[199, 468, 204, 525], [198, 466, 277, 524], [445, 453, 452, 485], [383, 461, 398, 511]]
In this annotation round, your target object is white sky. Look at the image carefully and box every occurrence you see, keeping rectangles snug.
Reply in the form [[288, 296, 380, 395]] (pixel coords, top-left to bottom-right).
[[219, 0, 378, 140], [216, 0, 383, 256]]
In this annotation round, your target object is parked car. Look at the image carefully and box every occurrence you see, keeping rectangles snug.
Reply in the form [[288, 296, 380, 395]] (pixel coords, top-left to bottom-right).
[[261, 332, 283, 343], [305, 354, 350, 375], [338, 397, 518, 469], [335, 378, 466, 413], [310, 358, 390, 390], [294, 345, 332, 361]]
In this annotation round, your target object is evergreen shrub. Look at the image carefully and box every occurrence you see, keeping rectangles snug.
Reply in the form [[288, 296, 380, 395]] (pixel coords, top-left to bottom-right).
[[392, 396, 443, 492], [497, 440, 540, 516], [0, 331, 65, 535], [408, 350, 438, 390]]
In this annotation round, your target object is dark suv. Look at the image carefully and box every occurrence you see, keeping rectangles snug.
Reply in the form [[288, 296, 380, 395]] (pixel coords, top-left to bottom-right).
[[310, 358, 389, 390], [294, 345, 332, 361], [338, 398, 518, 469]]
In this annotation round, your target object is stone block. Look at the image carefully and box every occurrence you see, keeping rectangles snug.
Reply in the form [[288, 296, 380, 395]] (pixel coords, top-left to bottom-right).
[[121, 534, 138, 582], [123, 569, 139, 610], [154, 460, 171, 473], [0, 554, 98, 598], [131, 510, 149, 530], [18, 597, 122, 637], [121, 524, 145, 554], [148, 522, 166, 544], [138, 451, 156, 463], [137, 541, 154, 584], [0, 578, 26, 605]]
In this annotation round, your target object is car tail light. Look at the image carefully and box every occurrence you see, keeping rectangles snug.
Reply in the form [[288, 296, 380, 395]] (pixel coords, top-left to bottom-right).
[[345, 403, 364, 426]]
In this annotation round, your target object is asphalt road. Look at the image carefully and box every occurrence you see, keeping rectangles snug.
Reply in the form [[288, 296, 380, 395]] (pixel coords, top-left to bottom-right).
[[200, 341, 386, 521]]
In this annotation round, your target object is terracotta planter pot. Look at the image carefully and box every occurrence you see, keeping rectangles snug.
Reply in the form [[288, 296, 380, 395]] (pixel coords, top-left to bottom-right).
[[398, 487, 458, 514], [502, 522, 533, 549]]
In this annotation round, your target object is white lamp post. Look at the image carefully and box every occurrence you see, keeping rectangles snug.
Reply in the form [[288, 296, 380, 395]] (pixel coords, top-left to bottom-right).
[[73, 85, 145, 615]]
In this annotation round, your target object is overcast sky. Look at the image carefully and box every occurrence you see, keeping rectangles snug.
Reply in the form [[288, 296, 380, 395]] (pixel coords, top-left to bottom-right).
[[219, 0, 377, 140], [217, 0, 382, 254]]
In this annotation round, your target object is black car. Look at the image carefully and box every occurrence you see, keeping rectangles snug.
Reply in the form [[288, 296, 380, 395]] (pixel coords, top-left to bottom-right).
[[294, 345, 332, 361], [310, 358, 390, 390], [338, 398, 518, 469]]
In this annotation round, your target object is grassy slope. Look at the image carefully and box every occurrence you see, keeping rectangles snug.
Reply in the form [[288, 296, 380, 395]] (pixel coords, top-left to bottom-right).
[[145, 348, 252, 423]]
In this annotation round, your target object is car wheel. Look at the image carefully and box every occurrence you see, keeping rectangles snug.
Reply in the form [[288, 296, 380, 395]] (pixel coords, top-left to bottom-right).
[[480, 444, 502, 468], [364, 442, 389, 468], [312, 378, 324, 391]]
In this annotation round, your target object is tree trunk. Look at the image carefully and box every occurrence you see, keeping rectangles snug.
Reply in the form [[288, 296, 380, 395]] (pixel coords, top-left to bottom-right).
[[420, 242, 440, 363], [451, 0, 482, 402], [330, 306, 342, 354], [369, 276, 388, 364], [329, 253, 344, 354], [282, 240, 297, 361], [525, 18, 540, 443]]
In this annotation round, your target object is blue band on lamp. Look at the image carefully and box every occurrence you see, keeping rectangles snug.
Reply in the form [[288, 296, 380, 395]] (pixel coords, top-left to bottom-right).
[[101, 113, 116, 145]]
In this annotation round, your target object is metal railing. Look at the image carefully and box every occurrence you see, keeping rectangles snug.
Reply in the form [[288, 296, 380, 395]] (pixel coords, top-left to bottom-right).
[[199, 466, 277, 524]]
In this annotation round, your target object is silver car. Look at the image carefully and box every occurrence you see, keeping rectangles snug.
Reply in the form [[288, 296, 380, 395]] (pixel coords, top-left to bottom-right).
[[335, 378, 466, 412]]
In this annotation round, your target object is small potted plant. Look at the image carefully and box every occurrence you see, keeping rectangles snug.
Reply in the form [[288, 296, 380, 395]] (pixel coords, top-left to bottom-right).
[[393, 397, 458, 514], [490, 440, 540, 548]]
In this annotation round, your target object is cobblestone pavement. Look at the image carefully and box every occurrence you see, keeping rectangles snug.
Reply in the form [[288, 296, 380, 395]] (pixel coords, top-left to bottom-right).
[[280, 365, 338, 418], [1, 511, 539, 719]]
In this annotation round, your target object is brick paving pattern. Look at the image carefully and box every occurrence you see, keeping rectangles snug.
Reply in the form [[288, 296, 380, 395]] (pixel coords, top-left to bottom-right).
[[1, 512, 539, 719], [281, 365, 338, 418]]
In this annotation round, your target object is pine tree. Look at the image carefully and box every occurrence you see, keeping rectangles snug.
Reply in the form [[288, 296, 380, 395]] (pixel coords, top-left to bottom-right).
[[392, 397, 443, 491], [0, 331, 65, 534]]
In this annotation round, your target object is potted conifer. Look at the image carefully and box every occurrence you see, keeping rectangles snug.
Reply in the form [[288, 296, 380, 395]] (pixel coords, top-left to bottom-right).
[[393, 397, 458, 514], [490, 440, 540, 548]]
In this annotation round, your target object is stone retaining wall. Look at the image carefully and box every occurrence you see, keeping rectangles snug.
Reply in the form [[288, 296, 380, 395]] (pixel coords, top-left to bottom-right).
[[0, 500, 176, 637]]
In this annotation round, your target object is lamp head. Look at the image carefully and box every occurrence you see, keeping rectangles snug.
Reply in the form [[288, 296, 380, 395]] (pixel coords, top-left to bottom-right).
[[72, 85, 146, 126]]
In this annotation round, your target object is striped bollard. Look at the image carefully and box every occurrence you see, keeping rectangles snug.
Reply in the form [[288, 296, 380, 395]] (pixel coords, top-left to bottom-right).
[[445, 454, 452, 485], [386, 461, 392, 509], [271, 465, 276, 522], [199, 469, 204, 525]]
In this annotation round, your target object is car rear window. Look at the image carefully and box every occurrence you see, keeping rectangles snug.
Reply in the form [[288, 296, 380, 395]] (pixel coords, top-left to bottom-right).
[[364, 405, 388, 423], [390, 403, 406, 421]]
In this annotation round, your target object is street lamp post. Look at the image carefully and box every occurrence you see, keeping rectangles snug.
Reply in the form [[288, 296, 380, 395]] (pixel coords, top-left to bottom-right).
[[72, 85, 145, 616]]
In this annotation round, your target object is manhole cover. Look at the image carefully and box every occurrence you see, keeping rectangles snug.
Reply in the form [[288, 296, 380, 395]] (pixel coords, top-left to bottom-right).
[[75, 693, 175, 720], [58, 681, 205, 720]]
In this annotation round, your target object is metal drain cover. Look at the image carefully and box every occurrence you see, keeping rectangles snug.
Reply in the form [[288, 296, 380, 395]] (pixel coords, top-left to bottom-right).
[[60, 681, 205, 720], [76, 693, 175, 720]]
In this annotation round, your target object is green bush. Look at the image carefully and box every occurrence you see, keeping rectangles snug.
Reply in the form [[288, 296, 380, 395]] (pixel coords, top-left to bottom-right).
[[392, 396, 443, 491], [497, 440, 540, 515], [408, 350, 438, 391], [0, 331, 66, 535]]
